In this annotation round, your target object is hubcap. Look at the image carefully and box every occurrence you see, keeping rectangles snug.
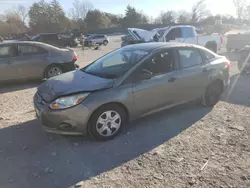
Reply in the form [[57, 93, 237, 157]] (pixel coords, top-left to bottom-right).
[[96, 110, 121, 137], [48, 67, 62, 78]]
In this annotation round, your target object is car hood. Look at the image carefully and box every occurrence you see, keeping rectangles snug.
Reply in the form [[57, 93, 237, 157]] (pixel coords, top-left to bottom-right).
[[37, 70, 114, 102], [128, 28, 160, 42]]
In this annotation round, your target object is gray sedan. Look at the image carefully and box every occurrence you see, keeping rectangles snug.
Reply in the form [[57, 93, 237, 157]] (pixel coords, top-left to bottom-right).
[[34, 43, 230, 141], [0, 41, 79, 82]]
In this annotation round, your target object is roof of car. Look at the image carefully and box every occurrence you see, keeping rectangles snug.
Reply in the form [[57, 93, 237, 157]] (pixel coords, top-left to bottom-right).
[[0, 41, 62, 51], [122, 42, 201, 52], [38, 33, 57, 35]]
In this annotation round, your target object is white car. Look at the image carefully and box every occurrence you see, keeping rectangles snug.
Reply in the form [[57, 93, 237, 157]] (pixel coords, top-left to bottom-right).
[[85, 34, 109, 46], [122, 25, 224, 53]]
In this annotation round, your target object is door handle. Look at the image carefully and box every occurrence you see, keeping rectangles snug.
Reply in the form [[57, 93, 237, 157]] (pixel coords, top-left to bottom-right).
[[168, 77, 177, 82]]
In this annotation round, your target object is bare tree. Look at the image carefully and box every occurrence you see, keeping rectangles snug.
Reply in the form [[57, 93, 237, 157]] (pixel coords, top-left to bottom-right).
[[177, 10, 191, 23], [70, 0, 93, 21], [191, 0, 210, 22], [15, 5, 28, 24], [233, 0, 247, 20], [158, 11, 176, 25], [5, 5, 28, 25]]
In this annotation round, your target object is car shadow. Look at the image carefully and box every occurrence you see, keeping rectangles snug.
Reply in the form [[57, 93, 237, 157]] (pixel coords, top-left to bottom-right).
[[0, 103, 211, 188], [0, 80, 43, 94], [221, 73, 250, 107]]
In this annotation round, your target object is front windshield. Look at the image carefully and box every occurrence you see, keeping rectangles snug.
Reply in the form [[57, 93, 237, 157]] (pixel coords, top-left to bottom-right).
[[82, 48, 148, 79]]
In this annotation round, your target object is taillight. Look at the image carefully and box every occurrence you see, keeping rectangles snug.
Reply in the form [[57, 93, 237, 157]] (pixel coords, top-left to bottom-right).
[[225, 61, 230, 69], [73, 52, 77, 61]]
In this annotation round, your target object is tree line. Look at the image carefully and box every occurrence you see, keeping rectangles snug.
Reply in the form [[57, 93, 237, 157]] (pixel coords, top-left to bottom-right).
[[0, 0, 250, 37]]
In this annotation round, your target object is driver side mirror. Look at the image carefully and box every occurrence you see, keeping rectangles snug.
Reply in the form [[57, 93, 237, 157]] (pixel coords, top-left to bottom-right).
[[139, 69, 153, 80]]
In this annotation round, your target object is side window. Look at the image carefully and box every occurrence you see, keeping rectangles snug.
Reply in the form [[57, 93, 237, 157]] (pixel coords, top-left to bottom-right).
[[165, 28, 182, 42], [200, 49, 216, 61], [48, 34, 58, 40], [18, 45, 47, 56], [141, 50, 175, 76], [0, 46, 15, 58], [181, 27, 196, 38], [178, 48, 203, 69]]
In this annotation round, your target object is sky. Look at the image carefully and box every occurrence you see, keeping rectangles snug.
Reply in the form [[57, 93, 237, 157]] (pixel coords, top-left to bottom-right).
[[0, 0, 236, 18]]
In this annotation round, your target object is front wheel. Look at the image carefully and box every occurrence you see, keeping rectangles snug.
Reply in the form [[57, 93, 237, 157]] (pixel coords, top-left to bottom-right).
[[88, 104, 127, 141], [202, 81, 223, 107]]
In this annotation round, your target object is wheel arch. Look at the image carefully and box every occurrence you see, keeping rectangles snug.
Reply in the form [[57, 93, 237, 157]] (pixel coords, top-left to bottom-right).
[[87, 102, 130, 124]]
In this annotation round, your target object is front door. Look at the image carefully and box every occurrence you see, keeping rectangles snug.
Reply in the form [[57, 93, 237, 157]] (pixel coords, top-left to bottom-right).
[[132, 49, 178, 116]]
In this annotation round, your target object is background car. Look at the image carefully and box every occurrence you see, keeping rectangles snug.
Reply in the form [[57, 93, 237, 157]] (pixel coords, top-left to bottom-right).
[[0, 41, 78, 82], [34, 43, 230, 141], [237, 44, 250, 73], [31, 33, 78, 48], [84, 34, 109, 46]]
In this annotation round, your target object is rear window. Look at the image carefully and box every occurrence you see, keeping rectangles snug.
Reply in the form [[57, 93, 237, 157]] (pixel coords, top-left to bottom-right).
[[42, 34, 58, 40], [181, 27, 196, 38], [201, 49, 216, 60]]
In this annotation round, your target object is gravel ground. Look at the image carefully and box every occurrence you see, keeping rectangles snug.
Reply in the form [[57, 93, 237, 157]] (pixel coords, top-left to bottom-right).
[[0, 38, 250, 188]]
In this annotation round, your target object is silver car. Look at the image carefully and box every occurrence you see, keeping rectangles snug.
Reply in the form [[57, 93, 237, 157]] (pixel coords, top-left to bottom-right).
[[0, 41, 79, 82], [34, 43, 230, 141], [85, 34, 109, 46]]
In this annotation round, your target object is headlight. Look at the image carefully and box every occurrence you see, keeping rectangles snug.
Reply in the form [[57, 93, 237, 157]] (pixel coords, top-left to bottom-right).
[[50, 93, 90, 110]]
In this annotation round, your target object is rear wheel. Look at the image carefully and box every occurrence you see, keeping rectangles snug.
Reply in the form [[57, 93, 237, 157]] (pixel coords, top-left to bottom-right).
[[202, 81, 223, 107], [44, 65, 63, 79], [103, 40, 108, 46], [88, 104, 127, 141]]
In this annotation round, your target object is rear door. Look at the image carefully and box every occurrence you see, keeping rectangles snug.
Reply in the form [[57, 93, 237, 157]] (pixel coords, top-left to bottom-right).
[[95, 35, 104, 44], [0, 44, 18, 81], [15, 44, 49, 79], [170, 47, 210, 102]]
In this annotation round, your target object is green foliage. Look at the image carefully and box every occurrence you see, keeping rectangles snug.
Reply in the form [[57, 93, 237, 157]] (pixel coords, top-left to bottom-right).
[[29, 0, 68, 33], [122, 5, 149, 28], [85, 9, 111, 30]]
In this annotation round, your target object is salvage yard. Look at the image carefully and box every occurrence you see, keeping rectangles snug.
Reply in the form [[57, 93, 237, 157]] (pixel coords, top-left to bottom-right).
[[0, 36, 250, 188]]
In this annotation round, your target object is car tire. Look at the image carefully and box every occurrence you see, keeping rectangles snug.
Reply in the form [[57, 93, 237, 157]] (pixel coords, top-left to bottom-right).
[[44, 64, 63, 79], [88, 104, 127, 141], [103, 40, 108, 46], [202, 81, 223, 107], [238, 61, 243, 72]]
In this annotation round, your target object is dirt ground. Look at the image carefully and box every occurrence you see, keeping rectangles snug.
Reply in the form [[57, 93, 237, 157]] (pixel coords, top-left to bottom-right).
[[0, 37, 250, 188]]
